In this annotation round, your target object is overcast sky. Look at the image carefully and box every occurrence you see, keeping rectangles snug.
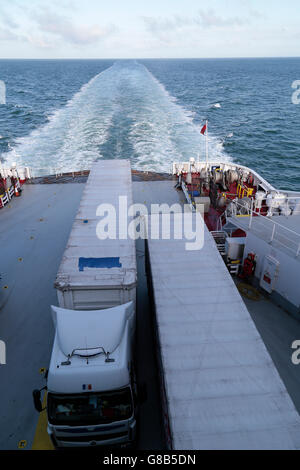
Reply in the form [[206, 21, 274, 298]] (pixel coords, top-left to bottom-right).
[[0, 0, 299, 59]]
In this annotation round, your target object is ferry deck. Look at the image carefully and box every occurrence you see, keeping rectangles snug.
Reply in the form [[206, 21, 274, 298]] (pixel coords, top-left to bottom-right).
[[0, 178, 300, 449]]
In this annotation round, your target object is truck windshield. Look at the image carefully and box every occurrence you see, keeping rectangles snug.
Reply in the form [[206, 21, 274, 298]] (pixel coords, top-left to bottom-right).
[[48, 387, 133, 426]]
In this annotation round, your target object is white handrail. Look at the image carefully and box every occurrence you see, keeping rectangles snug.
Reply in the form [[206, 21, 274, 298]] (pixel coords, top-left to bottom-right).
[[226, 199, 300, 257], [173, 160, 300, 197], [181, 180, 196, 212], [27, 167, 89, 178]]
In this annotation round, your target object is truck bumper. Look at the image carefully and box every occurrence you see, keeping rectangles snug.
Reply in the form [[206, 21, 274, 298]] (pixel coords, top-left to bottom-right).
[[49, 420, 136, 449]]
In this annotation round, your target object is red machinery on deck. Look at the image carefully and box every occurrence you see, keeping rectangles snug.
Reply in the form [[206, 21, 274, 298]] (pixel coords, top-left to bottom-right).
[[180, 166, 268, 233], [0, 167, 26, 209]]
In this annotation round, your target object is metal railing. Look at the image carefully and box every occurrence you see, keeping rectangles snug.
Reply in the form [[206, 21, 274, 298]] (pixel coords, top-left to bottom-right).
[[0, 179, 21, 208], [181, 180, 196, 212], [1, 166, 88, 179], [28, 167, 89, 179], [224, 199, 300, 258]]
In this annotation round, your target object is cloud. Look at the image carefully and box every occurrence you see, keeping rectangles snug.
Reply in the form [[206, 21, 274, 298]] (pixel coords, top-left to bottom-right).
[[248, 8, 267, 20], [26, 34, 54, 49], [142, 15, 191, 34], [142, 15, 194, 44], [0, 27, 24, 42], [32, 10, 117, 45], [0, 4, 19, 29], [0, 4, 117, 49], [142, 7, 259, 37], [196, 8, 249, 28]]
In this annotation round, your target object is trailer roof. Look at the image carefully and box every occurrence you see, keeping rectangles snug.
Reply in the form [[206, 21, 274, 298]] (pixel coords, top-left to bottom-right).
[[55, 160, 136, 290], [147, 214, 300, 450]]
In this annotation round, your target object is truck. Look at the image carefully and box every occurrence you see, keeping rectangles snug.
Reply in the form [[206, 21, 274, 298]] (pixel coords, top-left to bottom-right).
[[34, 302, 138, 448], [33, 160, 140, 448]]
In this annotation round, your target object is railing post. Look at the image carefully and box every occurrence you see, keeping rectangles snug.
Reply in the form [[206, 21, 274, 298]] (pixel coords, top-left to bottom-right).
[[270, 223, 276, 243], [249, 199, 253, 229]]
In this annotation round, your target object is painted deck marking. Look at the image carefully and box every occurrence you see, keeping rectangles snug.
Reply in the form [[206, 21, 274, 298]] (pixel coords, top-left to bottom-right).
[[31, 392, 54, 450], [18, 440, 27, 449]]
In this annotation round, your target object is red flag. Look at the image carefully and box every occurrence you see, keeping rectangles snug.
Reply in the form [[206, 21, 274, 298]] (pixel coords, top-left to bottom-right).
[[200, 124, 207, 135]]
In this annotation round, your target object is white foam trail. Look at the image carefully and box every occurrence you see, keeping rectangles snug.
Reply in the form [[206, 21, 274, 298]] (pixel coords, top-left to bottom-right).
[[128, 66, 231, 171], [4, 67, 119, 174], [3, 61, 232, 174]]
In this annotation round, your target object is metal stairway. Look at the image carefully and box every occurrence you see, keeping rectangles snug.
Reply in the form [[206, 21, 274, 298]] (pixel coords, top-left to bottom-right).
[[210, 231, 227, 256]]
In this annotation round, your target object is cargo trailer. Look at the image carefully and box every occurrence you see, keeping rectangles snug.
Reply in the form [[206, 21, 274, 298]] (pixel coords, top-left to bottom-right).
[[145, 213, 300, 450], [55, 160, 137, 310]]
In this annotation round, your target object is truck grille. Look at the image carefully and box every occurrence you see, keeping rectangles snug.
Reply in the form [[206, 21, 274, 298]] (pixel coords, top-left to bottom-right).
[[56, 431, 128, 443]]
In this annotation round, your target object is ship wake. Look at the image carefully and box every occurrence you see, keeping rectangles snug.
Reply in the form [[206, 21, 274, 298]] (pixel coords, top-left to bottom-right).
[[4, 61, 231, 175]]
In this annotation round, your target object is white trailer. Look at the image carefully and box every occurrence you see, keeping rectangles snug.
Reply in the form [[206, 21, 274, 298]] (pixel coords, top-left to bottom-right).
[[55, 160, 136, 310], [34, 302, 138, 448], [146, 213, 300, 450], [33, 161, 140, 447]]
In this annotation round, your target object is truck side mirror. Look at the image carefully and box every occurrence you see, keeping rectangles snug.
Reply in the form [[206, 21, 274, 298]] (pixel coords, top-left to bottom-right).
[[33, 389, 43, 413], [138, 383, 148, 404]]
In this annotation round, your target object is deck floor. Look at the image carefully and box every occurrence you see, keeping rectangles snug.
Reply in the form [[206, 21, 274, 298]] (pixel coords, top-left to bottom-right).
[[243, 292, 300, 414], [0, 182, 175, 450], [0, 184, 85, 450]]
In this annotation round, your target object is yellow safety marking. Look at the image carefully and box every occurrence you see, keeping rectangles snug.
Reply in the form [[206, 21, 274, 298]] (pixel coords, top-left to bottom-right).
[[237, 184, 254, 200], [238, 283, 261, 301], [39, 368, 46, 375], [31, 392, 54, 450], [18, 440, 27, 449]]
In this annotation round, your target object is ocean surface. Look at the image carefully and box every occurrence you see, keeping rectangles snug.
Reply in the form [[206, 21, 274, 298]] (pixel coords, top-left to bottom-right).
[[0, 58, 300, 190]]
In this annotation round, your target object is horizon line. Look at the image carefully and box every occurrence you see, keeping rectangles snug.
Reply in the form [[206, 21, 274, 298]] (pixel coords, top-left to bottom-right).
[[0, 56, 300, 61]]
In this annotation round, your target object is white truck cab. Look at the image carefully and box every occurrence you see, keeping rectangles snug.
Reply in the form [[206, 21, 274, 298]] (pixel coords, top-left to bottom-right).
[[34, 301, 139, 448]]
